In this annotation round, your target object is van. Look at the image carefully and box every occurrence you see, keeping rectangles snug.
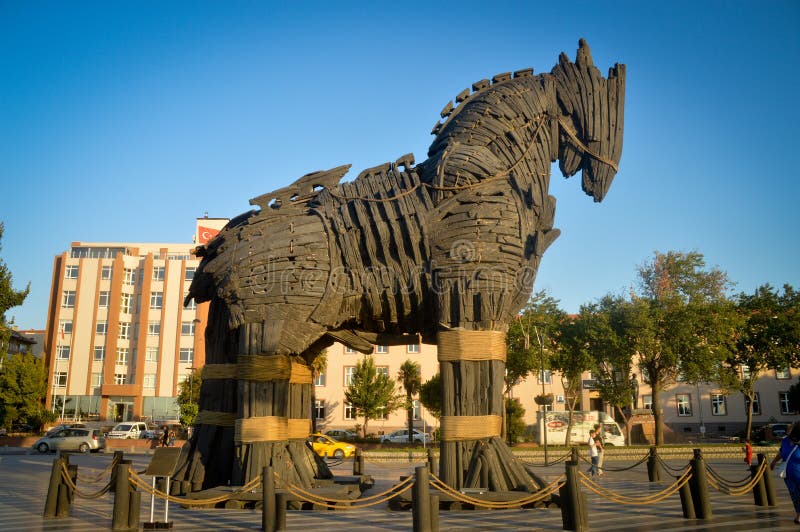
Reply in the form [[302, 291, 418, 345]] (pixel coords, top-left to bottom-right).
[[107, 422, 148, 439], [536, 410, 626, 446]]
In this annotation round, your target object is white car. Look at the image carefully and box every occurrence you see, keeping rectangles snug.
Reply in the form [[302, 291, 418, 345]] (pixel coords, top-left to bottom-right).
[[380, 429, 431, 444], [107, 422, 148, 439]]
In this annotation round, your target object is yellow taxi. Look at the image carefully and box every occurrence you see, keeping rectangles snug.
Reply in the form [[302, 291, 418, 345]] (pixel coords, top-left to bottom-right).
[[307, 433, 357, 459]]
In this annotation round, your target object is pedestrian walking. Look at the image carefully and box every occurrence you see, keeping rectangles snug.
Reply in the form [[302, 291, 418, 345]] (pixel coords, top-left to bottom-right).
[[594, 423, 605, 476], [160, 425, 169, 448], [770, 423, 800, 524], [588, 429, 599, 476]]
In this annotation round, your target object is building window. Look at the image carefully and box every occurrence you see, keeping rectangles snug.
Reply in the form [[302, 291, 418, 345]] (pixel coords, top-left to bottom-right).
[[93, 346, 105, 361], [116, 348, 129, 364], [114, 373, 127, 385], [152, 266, 165, 282], [56, 345, 70, 360], [741, 364, 751, 380], [375, 345, 388, 354], [146, 347, 158, 362], [101, 265, 113, 280], [183, 294, 196, 310], [150, 292, 163, 310], [711, 393, 727, 416], [413, 400, 421, 420], [642, 395, 653, 411], [344, 366, 356, 386], [62, 290, 76, 308], [179, 348, 194, 364], [143, 374, 156, 389], [780, 392, 795, 415], [123, 268, 136, 285], [65, 265, 79, 279], [148, 322, 160, 336], [314, 372, 326, 387], [314, 400, 325, 419], [53, 372, 68, 387], [344, 402, 355, 420], [59, 320, 73, 336], [745, 393, 761, 416], [91, 373, 103, 388], [98, 291, 110, 308], [344, 346, 356, 354], [407, 344, 420, 353], [120, 293, 133, 314], [118, 322, 130, 340], [185, 267, 196, 281], [181, 321, 195, 336], [376, 366, 389, 378], [777, 367, 791, 380], [676, 394, 692, 416], [538, 370, 552, 384], [96, 321, 107, 335]]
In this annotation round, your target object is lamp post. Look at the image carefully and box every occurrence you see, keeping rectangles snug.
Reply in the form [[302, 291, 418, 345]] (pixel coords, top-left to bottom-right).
[[535, 325, 549, 467]]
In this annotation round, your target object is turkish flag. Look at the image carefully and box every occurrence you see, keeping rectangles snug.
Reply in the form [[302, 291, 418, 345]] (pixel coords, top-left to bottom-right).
[[198, 226, 220, 245]]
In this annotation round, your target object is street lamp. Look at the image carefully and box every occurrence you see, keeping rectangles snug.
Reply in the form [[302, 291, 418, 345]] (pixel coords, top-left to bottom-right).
[[534, 325, 549, 467]]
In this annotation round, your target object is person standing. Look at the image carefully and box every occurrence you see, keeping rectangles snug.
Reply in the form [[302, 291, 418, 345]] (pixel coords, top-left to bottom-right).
[[743, 439, 753, 467], [770, 423, 800, 524], [594, 423, 605, 476], [588, 429, 599, 476]]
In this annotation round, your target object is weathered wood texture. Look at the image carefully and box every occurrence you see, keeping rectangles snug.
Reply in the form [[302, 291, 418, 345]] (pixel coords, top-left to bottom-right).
[[182, 39, 625, 490]]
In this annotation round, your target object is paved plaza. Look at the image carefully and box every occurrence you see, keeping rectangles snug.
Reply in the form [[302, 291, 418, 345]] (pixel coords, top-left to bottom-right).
[[0, 449, 798, 531]]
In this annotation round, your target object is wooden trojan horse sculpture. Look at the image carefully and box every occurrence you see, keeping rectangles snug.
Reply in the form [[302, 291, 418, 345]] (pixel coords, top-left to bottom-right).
[[176, 39, 625, 493]]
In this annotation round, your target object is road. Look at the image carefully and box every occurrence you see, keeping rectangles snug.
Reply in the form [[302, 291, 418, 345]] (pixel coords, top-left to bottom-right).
[[0, 450, 797, 530]]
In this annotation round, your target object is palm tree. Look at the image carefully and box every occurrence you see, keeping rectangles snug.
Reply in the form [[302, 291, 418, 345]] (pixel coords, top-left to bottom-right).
[[397, 360, 421, 444]]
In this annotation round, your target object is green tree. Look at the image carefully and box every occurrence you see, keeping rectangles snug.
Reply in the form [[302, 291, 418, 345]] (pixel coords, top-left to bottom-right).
[[0, 222, 31, 361], [345, 356, 403, 437], [176, 370, 202, 427], [578, 296, 638, 445], [553, 311, 596, 445], [397, 359, 421, 443], [505, 291, 564, 395], [721, 284, 800, 439], [630, 251, 734, 445], [0, 352, 52, 429], [505, 398, 526, 445], [419, 373, 442, 420], [310, 349, 327, 432]]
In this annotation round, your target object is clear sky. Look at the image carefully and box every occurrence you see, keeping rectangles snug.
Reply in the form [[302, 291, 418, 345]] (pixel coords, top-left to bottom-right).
[[2, 1, 798, 329]]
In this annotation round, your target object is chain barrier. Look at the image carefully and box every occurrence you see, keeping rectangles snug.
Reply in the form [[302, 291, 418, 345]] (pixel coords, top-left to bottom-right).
[[599, 453, 650, 472], [577, 468, 692, 505], [706, 461, 767, 496], [705, 463, 756, 489], [521, 450, 572, 466], [273, 473, 414, 509], [128, 470, 263, 506], [656, 455, 691, 475], [427, 472, 565, 509], [59, 462, 114, 500]]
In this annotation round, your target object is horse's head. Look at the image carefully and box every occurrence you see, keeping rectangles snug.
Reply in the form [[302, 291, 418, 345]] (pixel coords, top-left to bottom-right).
[[551, 39, 625, 202]]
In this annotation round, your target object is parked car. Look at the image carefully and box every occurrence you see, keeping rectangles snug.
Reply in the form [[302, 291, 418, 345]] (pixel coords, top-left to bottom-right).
[[107, 422, 148, 439], [33, 428, 106, 453], [380, 429, 431, 445], [307, 433, 356, 459], [324, 429, 357, 441]]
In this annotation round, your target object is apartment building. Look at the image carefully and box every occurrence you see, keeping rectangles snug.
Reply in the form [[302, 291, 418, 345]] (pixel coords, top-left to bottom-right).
[[43, 218, 227, 422]]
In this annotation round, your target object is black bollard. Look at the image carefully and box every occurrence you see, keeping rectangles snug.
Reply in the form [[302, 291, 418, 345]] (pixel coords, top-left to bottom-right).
[[56, 463, 78, 518], [561, 461, 587, 531], [647, 446, 660, 482], [276, 493, 287, 531], [688, 449, 712, 519], [262, 466, 275, 532], [430, 494, 439, 532], [750, 460, 767, 507], [571, 446, 580, 464], [412, 465, 432, 532], [759, 453, 777, 507], [427, 448, 438, 476], [128, 490, 141, 530], [44, 456, 64, 518], [678, 478, 695, 519], [111, 462, 131, 531], [353, 448, 361, 475]]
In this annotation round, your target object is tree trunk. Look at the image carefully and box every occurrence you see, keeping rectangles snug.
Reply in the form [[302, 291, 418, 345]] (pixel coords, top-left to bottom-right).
[[652, 383, 663, 445], [407, 393, 414, 444], [745, 392, 754, 442]]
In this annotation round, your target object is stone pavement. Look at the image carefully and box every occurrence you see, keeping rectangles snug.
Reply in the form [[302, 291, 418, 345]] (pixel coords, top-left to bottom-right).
[[0, 451, 797, 531]]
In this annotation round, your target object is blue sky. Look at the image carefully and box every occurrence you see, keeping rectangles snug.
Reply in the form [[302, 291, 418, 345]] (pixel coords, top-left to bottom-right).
[[2, 1, 798, 328]]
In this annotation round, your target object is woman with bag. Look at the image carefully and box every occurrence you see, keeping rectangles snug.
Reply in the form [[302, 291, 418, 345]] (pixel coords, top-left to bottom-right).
[[771, 423, 800, 524]]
